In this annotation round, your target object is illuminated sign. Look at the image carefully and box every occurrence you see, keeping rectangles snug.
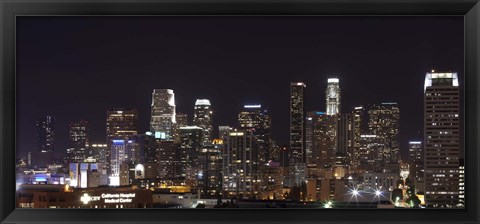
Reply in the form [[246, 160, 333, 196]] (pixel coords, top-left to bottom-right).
[[315, 112, 325, 115], [80, 193, 136, 204], [409, 141, 422, 144], [244, 105, 261, 108]]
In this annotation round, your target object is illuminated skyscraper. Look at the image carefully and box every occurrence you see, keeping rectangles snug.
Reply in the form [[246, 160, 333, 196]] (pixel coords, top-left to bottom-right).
[[368, 103, 400, 165], [238, 104, 272, 163], [150, 89, 176, 140], [336, 113, 354, 168], [178, 126, 204, 187], [193, 99, 213, 145], [223, 129, 258, 197], [408, 141, 424, 193], [290, 82, 306, 164], [106, 108, 138, 177], [424, 71, 460, 208], [35, 115, 55, 152], [351, 106, 366, 170], [173, 112, 189, 144], [67, 120, 89, 163], [326, 78, 341, 116]]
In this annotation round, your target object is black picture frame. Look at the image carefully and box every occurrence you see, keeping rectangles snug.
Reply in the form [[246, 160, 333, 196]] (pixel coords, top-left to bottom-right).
[[1, 0, 479, 224]]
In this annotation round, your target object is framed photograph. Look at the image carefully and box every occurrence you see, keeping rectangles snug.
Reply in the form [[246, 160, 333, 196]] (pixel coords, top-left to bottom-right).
[[1, 0, 479, 224]]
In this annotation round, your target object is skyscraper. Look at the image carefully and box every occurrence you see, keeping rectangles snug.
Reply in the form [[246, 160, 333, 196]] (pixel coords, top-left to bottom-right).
[[173, 112, 189, 144], [368, 103, 400, 165], [424, 71, 460, 208], [193, 99, 213, 145], [408, 141, 424, 193], [178, 126, 204, 187], [223, 129, 258, 197], [351, 106, 366, 170], [336, 113, 354, 168], [326, 78, 341, 116], [106, 108, 138, 177], [150, 89, 176, 140], [290, 82, 306, 164], [35, 115, 55, 152], [67, 120, 89, 163], [238, 104, 272, 163]]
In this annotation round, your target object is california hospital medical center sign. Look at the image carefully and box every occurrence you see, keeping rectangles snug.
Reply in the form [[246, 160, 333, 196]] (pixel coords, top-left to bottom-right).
[[81, 193, 136, 204]]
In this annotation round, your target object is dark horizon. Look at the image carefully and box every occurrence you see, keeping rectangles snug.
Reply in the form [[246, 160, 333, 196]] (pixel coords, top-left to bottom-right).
[[16, 16, 464, 159]]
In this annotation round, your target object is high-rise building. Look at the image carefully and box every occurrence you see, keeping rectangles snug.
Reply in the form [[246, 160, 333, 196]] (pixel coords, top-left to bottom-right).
[[351, 106, 366, 170], [238, 104, 272, 163], [408, 141, 424, 193], [193, 99, 213, 145], [424, 71, 460, 208], [223, 129, 258, 197], [368, 103, 400, 165], [306, 112, 336, 170], [67, 120, 89, 163], [198, 140, 223, 198], [106, 108, 138, 141], [150, 89, 176, 140], [290, 82, 306, 164], [178, 126, 204, 187], [357, 134, 383, 172], [173, 112, 188, 144], [336, 113, 354, 168], [158, 140, 176, 181], [326, 78, 341, 116], [35, 115, 55, 152], [106, 108, 138, 177]]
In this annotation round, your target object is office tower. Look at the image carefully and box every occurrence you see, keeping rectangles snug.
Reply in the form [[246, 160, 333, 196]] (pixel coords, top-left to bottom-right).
[[109, 139, 128, 186], [408, 141, 425, 193], [357, 134, 383, 172], [290, 82, 306, 164], [106, 108, 138, 177], [67, 120, 89, 163], [306, 112, 336, 169], [35, 115, 55, 152], [223, 129, 258, 197], [158, 140, 176, 180], [368, 103, 400, 165], [326, 78, 341, 116], [150, 89, 176, 140], [424, 71, 460, 208], [351, 106, 366, 170], [238, 104, 272, 163], [173, 112, 188, 144], [198, 142, 223, 198], [143, 132, 161, 179], [178, 126, 204, 187], [106, 108, 138, 141], [336, 113, 354, 169], [193, 99, 213, 145]]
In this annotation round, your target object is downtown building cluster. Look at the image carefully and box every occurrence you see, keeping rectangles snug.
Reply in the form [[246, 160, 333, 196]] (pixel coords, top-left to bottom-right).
[[16, 71, 463, 209]]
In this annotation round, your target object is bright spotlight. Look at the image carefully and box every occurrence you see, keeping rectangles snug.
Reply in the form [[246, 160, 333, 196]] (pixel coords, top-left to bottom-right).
[[375, 190, 382, 196], [352, 189, 359, 196]]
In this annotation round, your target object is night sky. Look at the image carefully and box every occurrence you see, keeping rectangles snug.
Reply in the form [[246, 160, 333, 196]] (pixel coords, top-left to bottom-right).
[[16, 16, 464, 160]]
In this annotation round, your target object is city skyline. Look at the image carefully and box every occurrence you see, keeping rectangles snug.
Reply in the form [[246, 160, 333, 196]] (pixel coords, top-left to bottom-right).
[[17, 16, 463, 161]]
